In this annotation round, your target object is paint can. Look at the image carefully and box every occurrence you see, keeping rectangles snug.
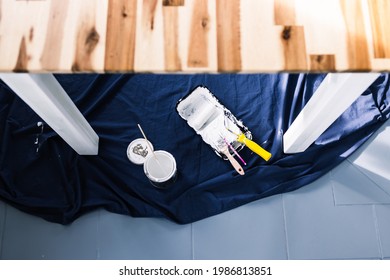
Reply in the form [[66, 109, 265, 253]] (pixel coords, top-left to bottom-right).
[[143, 150, 177, 189]]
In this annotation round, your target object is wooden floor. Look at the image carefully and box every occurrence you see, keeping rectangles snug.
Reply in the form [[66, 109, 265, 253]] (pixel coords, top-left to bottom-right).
[[1, 0, 390, 72]]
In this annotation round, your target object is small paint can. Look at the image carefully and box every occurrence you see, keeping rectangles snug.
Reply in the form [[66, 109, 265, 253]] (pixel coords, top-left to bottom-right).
[[143, 150, 177, 189]]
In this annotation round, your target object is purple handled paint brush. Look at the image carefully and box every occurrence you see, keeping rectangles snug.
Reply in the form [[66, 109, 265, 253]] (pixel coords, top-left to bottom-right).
[[223, 137, 247, 166]]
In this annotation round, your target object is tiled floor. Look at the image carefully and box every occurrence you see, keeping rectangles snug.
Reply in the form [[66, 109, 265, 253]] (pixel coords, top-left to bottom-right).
[[97, 211, 192, 260], [0, 119, 389, 260], [1, 206, 99, 260], [374, 205, 390, 258], [283, 173, 380, 259], [0, 201, 5, 257], [192, 195, 287, 260], [331, 160, 390, 205]]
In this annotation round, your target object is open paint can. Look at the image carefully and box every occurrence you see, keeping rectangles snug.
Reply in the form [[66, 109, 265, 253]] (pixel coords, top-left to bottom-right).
[[143, 150, 177, 189]]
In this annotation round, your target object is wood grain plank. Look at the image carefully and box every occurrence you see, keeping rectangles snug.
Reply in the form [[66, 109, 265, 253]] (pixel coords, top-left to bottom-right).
[[0, 0, 51, 71], [163, 6, 181, 71], [13, 36, 29, 72], [216, 0, 241, 71], [40, 0, 69, 71], [310, 54, 336, 71], [240, 0, 285, 71], [72, 2, 100, 71], [280, 25, 307, 70], [187, 0, 209, 68], [134, 0, 165, 71], [274, 0, 296, 25], [1, 0, 390, 72], [340, 0, 371, 70], [367, 0, 390, 58], [142, 0, 158, 31], [104, 0, 137, 71], [294, 0, 349, 70], [162, 0, 184, 6]]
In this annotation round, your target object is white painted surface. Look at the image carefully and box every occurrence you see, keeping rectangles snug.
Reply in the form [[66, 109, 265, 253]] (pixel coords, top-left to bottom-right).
[[0, 74, 99, 155], [283, 73, 381, 153]]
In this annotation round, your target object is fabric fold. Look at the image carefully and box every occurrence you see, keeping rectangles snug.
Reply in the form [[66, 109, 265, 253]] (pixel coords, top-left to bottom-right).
[[0, 73, 389, 224]]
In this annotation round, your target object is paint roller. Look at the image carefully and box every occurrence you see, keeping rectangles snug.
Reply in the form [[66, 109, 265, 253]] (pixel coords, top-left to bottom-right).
[[188, 104, 246, 175], [186, 96, 218, 131], [177, 85, 272, 175]]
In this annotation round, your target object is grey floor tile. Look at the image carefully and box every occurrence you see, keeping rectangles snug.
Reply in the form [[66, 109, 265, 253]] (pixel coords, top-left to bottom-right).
[[1, 206, 99, 260], [98, 210, 192, 260], [193, 194, 287, 260], [284, 173, 380, 259], [352, 164, 390, 197], [374, 205, 390, 259], [348, 118, 390, 160], [348, 122, 390, 194], [331, 160, 390, 205], [0, 201, 6, 258]]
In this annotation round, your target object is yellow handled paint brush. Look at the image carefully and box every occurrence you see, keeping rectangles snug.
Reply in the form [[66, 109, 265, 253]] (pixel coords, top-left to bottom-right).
[[224, 115, 272, 161]]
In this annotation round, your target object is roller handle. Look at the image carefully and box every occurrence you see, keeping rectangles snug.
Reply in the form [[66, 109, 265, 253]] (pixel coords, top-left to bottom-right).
[[238, 134, 272, 161], [221, 148, 245, 176]]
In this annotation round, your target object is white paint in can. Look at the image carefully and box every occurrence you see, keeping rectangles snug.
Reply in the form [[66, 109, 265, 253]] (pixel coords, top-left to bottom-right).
[[143, 150, 177, 188]]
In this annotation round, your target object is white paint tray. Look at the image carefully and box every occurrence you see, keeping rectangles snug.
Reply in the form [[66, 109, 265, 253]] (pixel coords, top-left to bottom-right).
[[176, 86, 252, 159]]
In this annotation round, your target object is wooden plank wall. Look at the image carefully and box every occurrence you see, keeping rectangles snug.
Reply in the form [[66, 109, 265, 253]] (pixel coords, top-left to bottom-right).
[[0, 0, 389, 72]]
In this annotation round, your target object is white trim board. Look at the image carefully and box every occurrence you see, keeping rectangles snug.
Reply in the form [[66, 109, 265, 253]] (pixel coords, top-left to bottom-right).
[[283, 73, 381, 154], [0, 74, 99, 155]]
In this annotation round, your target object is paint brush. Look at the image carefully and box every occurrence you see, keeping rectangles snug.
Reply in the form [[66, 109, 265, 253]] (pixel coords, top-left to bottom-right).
[[224, 114, 272, 161], [213, 138, 245, 176], [223, 137, 247, 166]]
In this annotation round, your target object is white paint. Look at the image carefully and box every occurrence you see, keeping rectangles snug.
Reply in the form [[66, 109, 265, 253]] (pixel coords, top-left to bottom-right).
[[283, 73, 381, 153], [0, 73, 99, 155], [185, 93, 217, 131], [176, 86, 246, 155], [143, 150, 177, 184]]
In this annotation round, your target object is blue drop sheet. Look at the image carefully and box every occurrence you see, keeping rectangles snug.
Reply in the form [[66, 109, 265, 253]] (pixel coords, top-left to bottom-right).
[[0, 74, 389, 224]]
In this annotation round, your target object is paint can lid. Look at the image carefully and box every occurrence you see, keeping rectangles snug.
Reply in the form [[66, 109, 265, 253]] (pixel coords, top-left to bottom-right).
[[127, 138, 154, 165]]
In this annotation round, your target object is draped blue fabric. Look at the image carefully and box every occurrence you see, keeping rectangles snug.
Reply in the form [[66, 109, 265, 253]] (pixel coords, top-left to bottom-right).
[[0, 74, 389, 224]]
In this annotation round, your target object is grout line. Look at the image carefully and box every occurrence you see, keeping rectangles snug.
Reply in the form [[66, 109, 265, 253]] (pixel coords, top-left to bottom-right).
[[329, 171, 337, 206], [0, 204, 8, 260], [96, 209, 101, 260], [281, 194, 290, 260], [191, 223, 195, 260], [307, 257, 382, 260], [333, 202, 390, 206], [372, 205, 384, 260]]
